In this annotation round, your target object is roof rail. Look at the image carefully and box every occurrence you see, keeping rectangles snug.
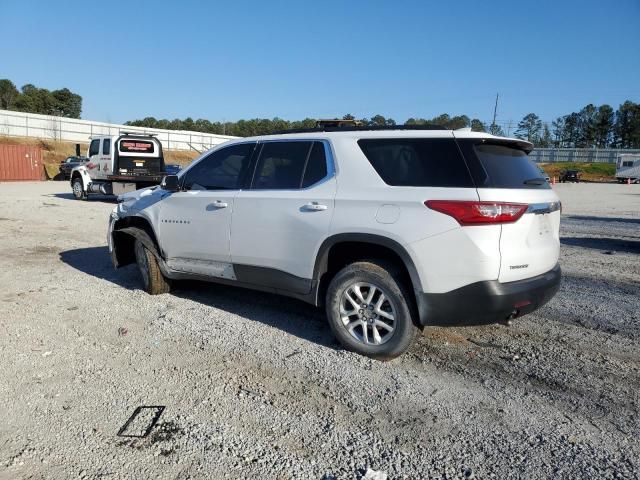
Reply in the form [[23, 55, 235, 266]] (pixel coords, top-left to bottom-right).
[[267, 125, 448, 135]]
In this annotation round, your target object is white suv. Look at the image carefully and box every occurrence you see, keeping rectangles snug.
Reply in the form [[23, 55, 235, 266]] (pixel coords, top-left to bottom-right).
[[108, 126, 561, 359]]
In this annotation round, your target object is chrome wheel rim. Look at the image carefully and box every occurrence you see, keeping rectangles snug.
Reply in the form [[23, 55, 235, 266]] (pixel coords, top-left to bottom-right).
[[73, 180, 82, 198], [134, 241, 150, 289], [339, 282, 396, 345]]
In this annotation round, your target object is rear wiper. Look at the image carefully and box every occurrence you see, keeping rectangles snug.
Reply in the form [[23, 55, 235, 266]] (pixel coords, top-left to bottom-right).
[[523, 177, 546, 185]]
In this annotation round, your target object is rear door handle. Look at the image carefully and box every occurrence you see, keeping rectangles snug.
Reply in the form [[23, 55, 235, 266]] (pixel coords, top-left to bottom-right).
[[302, 202, 328, 211]]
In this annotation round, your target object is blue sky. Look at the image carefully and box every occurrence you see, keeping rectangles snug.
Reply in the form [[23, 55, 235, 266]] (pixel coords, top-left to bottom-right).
[[1, 0, 638, 127]]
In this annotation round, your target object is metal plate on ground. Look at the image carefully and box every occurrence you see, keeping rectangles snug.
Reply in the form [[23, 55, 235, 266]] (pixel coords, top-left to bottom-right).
[[117, 406, 165, 438]]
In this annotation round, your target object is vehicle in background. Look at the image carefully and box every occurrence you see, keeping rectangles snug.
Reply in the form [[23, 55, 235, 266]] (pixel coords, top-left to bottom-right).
[[108, 125, 561, 360], [59, 156, 88, 179], [70, 133, 166, 200], [560, 170, 581, 183], [616, 154, 640, 183], [165, 164, 182, 175]]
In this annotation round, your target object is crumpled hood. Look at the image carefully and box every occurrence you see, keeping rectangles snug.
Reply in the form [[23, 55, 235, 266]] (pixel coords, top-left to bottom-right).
[[117, 185, 158, 203], [116, 186, 165, 216]]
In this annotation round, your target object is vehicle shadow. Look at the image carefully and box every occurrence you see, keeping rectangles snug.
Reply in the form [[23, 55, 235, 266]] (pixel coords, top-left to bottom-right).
[[561, 236, 640, 254], [45, 193, 117, 203], [59, 246, 337, 350]]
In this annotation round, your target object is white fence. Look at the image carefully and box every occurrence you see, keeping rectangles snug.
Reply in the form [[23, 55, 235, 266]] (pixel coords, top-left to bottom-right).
[[0, 109, 238, 151]]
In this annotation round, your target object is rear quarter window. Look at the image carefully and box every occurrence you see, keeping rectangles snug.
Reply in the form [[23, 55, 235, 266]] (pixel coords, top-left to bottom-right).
[[458, 141, 550, 190], [357, 138, 474, 187]]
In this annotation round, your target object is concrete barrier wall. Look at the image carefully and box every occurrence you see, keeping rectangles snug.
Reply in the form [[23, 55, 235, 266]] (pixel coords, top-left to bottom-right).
[[0, 109, 238, 151]]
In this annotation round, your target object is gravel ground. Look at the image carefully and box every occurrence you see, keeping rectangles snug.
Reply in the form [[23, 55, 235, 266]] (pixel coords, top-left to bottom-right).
[[0, 181, 638, 480]]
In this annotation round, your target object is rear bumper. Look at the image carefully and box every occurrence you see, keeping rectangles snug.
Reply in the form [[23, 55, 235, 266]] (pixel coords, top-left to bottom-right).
[[416, 264, 561, 326]]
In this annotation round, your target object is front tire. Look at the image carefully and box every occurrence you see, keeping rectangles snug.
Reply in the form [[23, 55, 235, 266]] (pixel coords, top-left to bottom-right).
[[134, 239, 171, 295], [72, 177, 86, 200], [325, 260, 417, 360]]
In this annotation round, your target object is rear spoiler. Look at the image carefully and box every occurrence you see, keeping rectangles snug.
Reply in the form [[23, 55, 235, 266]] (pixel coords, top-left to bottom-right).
[[474, 137, 534, 154], [453, 133, 534, 154]]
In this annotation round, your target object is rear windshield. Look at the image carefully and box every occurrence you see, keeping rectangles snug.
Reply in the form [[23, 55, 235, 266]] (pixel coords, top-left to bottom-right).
[[460, 142, 550, 189], [357, 138, 474, 187], [119, 140, 155, 154]]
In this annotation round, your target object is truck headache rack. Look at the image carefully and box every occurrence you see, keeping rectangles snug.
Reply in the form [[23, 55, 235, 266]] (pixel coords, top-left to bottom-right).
[[119, 131, 158, 137]]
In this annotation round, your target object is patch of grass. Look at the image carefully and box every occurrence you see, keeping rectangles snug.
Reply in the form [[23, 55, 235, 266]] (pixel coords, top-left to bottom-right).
[[539, 162, 616, 182]]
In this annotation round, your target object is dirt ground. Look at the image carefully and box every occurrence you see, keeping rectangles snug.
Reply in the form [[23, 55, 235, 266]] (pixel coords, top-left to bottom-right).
[[0, 181, 638, 479]]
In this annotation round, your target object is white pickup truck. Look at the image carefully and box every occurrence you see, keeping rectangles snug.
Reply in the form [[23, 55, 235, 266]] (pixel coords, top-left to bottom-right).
[[70, 133, 166, 199]]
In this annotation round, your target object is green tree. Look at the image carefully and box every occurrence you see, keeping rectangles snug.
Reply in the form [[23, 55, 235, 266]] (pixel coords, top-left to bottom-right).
[[446, 115, 470, 129], [370, 114, 387, 126], [470, 119, 486, 132], [593, 104, 614, 148], [0, 79, 19, 110], [51, 88, 82, 118], [551, 116, 565, 147], [537, 124, 553, 147], [515, 113, 542, 142], [563, 113, 580, 147], [488, 122, 504, 136], [614, 101, 640, 148], [576, 104, 597, 147]]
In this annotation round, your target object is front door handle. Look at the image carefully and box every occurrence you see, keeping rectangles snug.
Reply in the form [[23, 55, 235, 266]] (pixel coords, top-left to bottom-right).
[[302, 202, 328, 211], [207, 200, 228, 210]]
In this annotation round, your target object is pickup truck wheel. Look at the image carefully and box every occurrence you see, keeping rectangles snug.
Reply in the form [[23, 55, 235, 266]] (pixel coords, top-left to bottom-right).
[[72, 178, 86, 200], [326, 260, 416, 360], [134, 239, 171, 295]]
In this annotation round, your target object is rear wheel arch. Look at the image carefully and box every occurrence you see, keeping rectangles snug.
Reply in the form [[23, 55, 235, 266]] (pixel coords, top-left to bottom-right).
[[313, 234, 423, 320]]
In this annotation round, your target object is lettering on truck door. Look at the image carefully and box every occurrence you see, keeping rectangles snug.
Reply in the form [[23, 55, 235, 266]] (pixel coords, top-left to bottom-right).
[[99, 138, 112, 178], [87, 138, 102, 178]]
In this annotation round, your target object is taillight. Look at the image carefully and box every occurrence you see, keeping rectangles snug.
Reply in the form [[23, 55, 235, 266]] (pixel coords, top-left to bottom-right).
[[425, 200, 528, 226]]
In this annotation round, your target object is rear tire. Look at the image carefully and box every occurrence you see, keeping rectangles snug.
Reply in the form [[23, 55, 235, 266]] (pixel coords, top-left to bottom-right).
[[134, 239, 171, 295], [325, 260, 417, 360]]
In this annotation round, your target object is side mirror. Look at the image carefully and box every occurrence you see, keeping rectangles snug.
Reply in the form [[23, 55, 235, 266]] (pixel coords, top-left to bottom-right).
[[161, 175, 180, 192]]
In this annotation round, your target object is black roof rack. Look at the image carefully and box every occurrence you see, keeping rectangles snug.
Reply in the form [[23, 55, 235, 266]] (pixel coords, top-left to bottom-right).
[[267, 125, 448, 135]]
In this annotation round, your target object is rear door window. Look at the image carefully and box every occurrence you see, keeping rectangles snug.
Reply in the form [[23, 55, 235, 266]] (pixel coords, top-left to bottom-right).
[[102, 139, 111, 155], [252, 141, 313, 189], [357, 138, 474, 187], [459, 142, 550, 189]]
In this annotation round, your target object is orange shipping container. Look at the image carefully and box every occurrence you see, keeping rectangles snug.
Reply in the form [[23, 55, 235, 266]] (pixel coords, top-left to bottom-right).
[[0, 145, 45, 181]]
